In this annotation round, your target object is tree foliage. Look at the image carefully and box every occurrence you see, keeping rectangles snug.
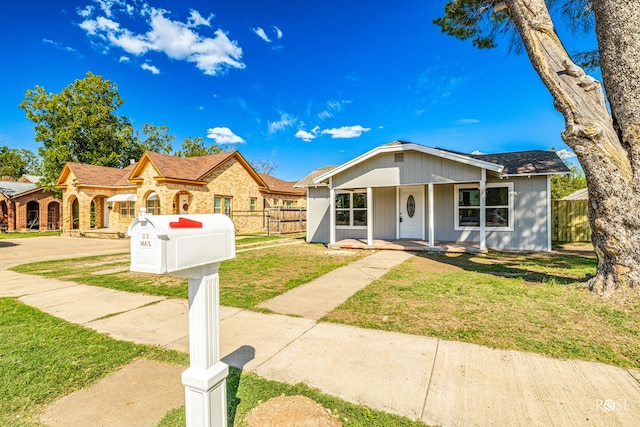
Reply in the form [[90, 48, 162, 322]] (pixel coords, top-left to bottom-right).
[[129, 123, 175, 160], [550, 162, 586, 200], [0, 145, 40, 179], [20, 72, 135, 189], [174, 136, 223, 158]]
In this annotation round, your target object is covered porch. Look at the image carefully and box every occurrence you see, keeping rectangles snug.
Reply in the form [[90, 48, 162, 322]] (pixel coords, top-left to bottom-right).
[[328, 238, 485, 253]]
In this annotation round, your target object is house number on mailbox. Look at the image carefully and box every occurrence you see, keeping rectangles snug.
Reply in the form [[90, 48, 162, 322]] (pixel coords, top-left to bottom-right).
[[407, 195, 416, 218]]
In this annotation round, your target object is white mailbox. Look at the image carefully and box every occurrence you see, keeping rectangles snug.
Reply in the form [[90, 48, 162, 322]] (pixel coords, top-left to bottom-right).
[[128, 212, 235, 274]]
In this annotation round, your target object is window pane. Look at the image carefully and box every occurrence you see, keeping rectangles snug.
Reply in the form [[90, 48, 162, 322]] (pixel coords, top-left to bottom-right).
[[250, 198, 256, 211], [459, 189, 480, 207], [487, 187, 508, 206], [214, 196, 221, 214], [128, 202, 135, 218], [336, 210, 350, 225], [353, 210, 367, 226], [459, 208, 480, 226], [353, 193, 367, 208], [335, 193, 350, 209], [486, 208, 509, 227]]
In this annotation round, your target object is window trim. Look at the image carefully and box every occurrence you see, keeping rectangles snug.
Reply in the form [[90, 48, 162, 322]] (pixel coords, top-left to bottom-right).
[[335, 190, 368, 229], [119, 201, 135, 219], [454, 182, 514, 231], [214, 195, 233, 217]]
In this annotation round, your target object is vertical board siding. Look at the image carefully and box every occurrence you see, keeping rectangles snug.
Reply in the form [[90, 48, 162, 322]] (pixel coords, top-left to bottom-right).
[[307, 187, 330, 243], [552, 200, 591, 242], [373, 187, 397, 239], [332, 152, 482, 189]]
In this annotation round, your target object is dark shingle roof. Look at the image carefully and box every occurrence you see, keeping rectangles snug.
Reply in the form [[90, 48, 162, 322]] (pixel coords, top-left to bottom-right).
[[0, 181, 37, 197], [470, 150, 570, 175]]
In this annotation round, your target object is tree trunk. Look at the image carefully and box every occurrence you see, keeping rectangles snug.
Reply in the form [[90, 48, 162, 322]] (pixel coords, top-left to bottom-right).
[[507, 0, 640, 299]]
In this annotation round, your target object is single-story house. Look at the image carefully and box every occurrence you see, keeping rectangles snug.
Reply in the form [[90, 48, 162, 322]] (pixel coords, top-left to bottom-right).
[[55, 150, 305, 235], [296, 141, 570, 252], [0, 175, 61, 231]]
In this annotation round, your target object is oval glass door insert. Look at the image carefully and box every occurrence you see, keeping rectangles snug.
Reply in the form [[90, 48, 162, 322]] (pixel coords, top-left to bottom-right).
[[407, 195, 416, 218]]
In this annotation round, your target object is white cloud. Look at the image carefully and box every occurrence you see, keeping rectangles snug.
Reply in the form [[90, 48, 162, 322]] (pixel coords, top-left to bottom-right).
[[317, 99, 351, 121], [322, 125, 370, 139], [77, 2, 245, 76], [470, 149, 485, 155], [295, 130, 317, 142], [141, 63, 159, 74], [187, 9, 212, 27], [457, 118, 480, 124], [556, 149, 576, 159], [268, 112, 297, 133], [206, 127, 245, 144], [119, 55, 129, 62], [274, 26, 283, 39], [253, 27, 270, 42], [43, 38, 80, 55], [295, 125, 320, 142]]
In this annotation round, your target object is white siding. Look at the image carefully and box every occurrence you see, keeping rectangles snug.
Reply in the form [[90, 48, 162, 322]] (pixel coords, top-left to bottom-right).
[[306, 187, 330, 243], [332, 152, 482, 189], [372, 187, 396, 239]]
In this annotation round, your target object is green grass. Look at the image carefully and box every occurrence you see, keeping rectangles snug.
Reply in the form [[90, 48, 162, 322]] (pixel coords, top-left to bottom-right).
[[324, 251, 640, 369], [0, 298, 187, 426], [9, 244, 368, 308], [1, 297, 427, 427], [159, 368, 428, 427], [0, 231, 59, 239]]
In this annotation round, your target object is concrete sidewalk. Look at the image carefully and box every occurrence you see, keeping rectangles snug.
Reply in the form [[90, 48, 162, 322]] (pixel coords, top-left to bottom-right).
[[2, 240, 640, 426]]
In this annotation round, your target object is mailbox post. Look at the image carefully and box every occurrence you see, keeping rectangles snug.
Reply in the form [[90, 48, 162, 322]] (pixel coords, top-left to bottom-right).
[[128, 209, 235, 427]]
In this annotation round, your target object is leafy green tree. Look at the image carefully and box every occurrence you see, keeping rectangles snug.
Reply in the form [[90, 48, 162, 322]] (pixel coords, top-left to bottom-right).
[[174, 136, 223, 158], [0, 145, 41, 179], [127, 123, 175, 161], [551, 162, 586, 200], [435, 1, 640, 299], [19, 72, 135, 189]]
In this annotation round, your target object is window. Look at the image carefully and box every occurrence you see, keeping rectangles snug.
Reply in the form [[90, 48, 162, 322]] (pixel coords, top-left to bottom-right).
[[214, 196, 233, 217], [455, 183, 513, 230], [146, 192, 160, 215], [119, 201, 135, 219], [335, 191, 367, 228], [250, 197, 257, 212]]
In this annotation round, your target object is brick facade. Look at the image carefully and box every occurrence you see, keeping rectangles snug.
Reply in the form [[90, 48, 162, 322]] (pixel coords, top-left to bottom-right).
[[56, 151, 306, 236], [1, 178, 61, 232]]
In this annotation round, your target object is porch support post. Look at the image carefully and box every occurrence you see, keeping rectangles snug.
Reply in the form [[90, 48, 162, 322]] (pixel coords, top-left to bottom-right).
[[428, 183, 434, 247], [367, 187, 373, 246], [479, 170, 486, 251], [329, 183, 336, 245], [546, 175, 552, 251], [395, 187, 400, 239]]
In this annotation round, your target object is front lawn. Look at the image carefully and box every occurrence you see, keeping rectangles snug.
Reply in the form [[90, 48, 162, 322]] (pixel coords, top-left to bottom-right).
[[9, 243, 367, 308], [324, 250, 640, 369]]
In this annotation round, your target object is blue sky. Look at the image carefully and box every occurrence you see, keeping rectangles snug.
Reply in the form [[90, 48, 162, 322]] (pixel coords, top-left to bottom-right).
[[0, 0, 591, 181]]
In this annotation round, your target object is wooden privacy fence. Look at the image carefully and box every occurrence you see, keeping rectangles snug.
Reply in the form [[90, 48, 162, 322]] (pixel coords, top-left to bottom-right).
[[268, 208, 306, 235], [552, 200, 592, 242]]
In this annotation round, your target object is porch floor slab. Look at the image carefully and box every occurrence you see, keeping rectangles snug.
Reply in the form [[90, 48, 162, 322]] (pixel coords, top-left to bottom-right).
[[328, 239, 485, 253]]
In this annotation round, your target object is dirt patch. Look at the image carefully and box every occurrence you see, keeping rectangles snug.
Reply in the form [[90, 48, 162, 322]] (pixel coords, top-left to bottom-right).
[[244, 395, 342, 427]]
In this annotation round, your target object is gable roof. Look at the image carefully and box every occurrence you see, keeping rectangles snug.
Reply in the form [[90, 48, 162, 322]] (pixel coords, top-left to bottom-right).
[[56, 162, 136, 188], [313, 141, 505, 184], [311, 141, 569, 185], [129, 151, 268, 186], [259, 173, 305, 196]]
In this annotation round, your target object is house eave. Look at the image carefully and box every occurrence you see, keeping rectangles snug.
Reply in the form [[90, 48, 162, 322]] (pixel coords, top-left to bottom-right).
[[312, 142, 504, 185]]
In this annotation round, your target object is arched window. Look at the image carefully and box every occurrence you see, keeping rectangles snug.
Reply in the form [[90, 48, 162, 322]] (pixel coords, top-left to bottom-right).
[[146, 192, 160, 215]]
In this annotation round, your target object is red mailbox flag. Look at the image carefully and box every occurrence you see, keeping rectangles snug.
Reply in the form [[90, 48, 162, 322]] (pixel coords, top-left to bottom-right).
[[169, 217, 203, 228]]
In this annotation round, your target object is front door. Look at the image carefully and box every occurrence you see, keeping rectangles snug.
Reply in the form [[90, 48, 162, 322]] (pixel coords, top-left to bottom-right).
[[399, 187, 423, 239]]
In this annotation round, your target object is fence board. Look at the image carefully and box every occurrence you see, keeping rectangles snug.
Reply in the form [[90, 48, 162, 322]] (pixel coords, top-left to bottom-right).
[[268, 208, 306, 235], [552, 200, 591, 242]]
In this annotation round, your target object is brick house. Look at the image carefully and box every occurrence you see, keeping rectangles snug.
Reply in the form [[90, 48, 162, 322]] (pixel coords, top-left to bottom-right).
[[55, 150, 305, 235], [0, 175, 61, 232]]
